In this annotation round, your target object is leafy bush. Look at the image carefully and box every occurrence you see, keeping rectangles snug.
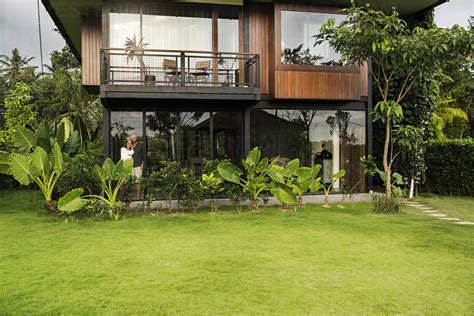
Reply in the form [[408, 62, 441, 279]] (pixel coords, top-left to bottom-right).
[[372, 194, 402, 214], [218, 147, 272, 210], [424, 139, 474, 196], [55, 148, 103, 198], [146, 161, 204, 212]]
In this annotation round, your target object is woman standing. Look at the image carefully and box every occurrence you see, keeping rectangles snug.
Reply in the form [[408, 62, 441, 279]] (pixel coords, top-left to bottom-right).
[[120, 138, 134, 161]]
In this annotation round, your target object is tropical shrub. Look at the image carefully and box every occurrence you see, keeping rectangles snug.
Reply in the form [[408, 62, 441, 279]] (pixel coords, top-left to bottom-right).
[[88, 158, 133, 220], [176, 170, 204, 212], [424, 139, 474, 196], [321, 170, 346, 207], [372, 194, 402, 214], [217, 147, 272, 210], [201, 172, 224, 212], [55, 148, 103, 198], [267, 159, 323, 209]]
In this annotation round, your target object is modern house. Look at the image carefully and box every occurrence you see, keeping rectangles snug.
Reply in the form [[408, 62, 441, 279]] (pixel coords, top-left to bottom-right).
[[43, 0, 445, 193]]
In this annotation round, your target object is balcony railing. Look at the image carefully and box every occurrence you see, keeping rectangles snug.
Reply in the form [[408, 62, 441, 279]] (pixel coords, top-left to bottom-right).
[[100, 48, 260, 89]]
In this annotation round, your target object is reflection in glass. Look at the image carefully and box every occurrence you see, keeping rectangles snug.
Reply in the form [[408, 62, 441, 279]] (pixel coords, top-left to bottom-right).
[[146, 112, 210, 173], [251, 109, 366, 191], [110, 112, 143, 162], [212, 112, 243, 164], [281, 11, 345, 65]]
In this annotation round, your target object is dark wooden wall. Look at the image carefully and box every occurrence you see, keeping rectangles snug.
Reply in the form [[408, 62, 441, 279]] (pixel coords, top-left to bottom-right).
[[81, 16, 102, 90]]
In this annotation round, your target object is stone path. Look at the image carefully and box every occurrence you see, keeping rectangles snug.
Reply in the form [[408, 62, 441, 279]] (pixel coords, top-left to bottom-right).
[[404, 201, 474, 226]]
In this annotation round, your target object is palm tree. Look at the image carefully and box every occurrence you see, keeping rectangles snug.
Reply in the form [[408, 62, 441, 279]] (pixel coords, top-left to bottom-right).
[[0, 48, 36, 87], [124, 35, 148, 81]]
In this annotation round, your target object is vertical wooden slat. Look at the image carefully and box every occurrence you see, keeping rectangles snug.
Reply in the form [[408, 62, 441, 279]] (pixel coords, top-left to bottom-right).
[[81, 16, 102, 89]]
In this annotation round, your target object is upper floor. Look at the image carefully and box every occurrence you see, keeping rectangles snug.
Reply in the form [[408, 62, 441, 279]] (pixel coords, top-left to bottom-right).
[[43, 0, 445, 103]]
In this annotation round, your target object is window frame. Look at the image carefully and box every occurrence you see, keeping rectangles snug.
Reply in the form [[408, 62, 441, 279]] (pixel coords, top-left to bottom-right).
[[274, 3, 359, 73]]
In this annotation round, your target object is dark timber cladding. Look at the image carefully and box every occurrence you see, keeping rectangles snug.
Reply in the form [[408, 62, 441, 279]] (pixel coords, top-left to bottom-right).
[[81, 16, 102, 93]]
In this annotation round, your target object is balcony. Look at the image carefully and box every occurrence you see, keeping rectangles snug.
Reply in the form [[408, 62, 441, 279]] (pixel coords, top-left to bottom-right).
[[100, 48, 260, 103]]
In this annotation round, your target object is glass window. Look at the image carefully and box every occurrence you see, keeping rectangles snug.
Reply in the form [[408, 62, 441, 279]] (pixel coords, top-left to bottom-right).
[[212, 111, 243, 164], [218, 18, 239, 52], [251, 109, 366, 192], [110, 111, 143, 163], [146, 112, 211, 173], [281, 11, 345, 65], [142, 15, 212, 51]]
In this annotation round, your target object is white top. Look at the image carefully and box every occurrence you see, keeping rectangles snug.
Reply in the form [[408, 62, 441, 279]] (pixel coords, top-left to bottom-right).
[[120, 147, 134, 161]]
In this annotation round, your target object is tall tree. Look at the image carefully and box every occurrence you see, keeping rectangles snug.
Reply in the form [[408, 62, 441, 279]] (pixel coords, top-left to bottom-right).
[[0, 48, 37, 88], [314, 3, 472, 201]]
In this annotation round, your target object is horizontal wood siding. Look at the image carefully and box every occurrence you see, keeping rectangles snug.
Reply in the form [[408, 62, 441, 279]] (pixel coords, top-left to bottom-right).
[[273, 3, 368, 101], [81, 16, 101, 88], [275, 64, 368, 100]]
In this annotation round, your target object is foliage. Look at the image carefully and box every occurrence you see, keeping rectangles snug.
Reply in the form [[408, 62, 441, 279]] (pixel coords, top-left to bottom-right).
[[89, 158, 134, 220], [424, 139, 474, 196], [1, 126, 63, 206], [0, 48, 36, 89], [57, 187, 88, 214], [282, 44, 322, 65], [321, 170, 346, 207], [432, 106, 469, 139], [146, 161, 204, 212], [201, 172, 224, 212], [55, 148, 104, 198], [0, 82, 37, 147], [267, 159, 323, 208], [361, 155, 404, 198], [217, 147, 272, 210], [124, 35, 149, 79], [371, 194, 402, 214], [314, 3, 472, 201]]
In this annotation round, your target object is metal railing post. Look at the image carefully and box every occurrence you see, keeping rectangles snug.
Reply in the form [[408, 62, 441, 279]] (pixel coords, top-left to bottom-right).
[[100, 50, 105, 84], [255, 56, 260, 88], [180, 52, 186, 87]]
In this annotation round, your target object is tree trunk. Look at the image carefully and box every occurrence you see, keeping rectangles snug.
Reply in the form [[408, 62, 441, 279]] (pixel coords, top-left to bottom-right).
[[297, 194, 304, 207], [249, 199, 259, 210], [383, 118, 392, 200]]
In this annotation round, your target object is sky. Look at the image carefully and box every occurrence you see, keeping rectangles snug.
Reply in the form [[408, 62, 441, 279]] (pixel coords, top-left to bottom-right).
[[0, 0, 473, 68]]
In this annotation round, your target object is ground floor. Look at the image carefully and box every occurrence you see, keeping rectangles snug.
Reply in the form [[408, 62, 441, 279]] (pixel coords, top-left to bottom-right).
[[103, 100, 372, 192]]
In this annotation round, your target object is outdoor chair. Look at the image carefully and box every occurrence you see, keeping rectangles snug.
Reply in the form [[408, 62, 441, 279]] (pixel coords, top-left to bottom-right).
[[163, 59, 180, 86], [190, 60, 211, 85]]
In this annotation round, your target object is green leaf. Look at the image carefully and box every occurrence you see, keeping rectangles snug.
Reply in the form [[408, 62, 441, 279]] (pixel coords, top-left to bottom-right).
[[55, 122, 65, 145], [31, 146, 50, 178], [217, 162, 242, 184], [8, 153, 34, 185], [270, 182, 296, 205], [102, 158, 116, 179], [13, 126, 37, 152], [286, 159, 300, 174], [245, 147, 261, 167], [267, 165, 286, 184], [58, 188, 88, 213], [309, 180, 324, 192], [51, 142, 63, 173], [0, 151, 10, 174], [65, 130, 79, 153], [332, 169, 346, 180], [255, 157, 269, 173], [295, 167, 313, 182], [121, 158, 134, 183]]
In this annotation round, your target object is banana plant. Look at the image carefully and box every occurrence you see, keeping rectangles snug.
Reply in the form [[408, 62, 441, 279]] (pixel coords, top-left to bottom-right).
[[267, 159, 324, 209], [321, 169, 346, 207], [6, 141, 63, 208], [201, 172, 224, 212], [88, 158, 133, 220], [217, 147, 271, 210]]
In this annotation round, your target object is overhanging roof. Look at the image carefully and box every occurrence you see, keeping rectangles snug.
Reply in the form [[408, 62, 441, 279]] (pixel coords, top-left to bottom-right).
[[42, 0, 446, 63]]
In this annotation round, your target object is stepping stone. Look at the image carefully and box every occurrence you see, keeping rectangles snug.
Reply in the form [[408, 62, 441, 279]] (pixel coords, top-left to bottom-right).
[[438, 218, 461, 221], [454, 222, 474, 225], [419, 207, 434, 210], [428, 213, 447, 217], [422, 210, 439, 213]]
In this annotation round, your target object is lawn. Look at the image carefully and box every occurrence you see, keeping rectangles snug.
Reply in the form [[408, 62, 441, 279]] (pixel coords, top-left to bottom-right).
[[0, 191, 473, 314], [415, 195, 474, 222]]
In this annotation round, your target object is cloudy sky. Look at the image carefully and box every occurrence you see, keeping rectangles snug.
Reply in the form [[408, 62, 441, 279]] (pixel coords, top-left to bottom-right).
[[0, 0, 473, 68]]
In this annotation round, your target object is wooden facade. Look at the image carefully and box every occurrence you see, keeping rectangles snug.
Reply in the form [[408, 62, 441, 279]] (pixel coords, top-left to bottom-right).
[[81, 16, 102, 91], [80, 2, 368, 102]]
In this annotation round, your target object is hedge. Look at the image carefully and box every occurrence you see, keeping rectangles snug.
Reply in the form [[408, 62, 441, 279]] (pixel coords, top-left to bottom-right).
[[424, 139, 474, 196]]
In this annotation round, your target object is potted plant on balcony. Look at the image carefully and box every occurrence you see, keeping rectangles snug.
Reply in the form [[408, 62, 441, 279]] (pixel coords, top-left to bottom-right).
[[124, 35, 156, 85]]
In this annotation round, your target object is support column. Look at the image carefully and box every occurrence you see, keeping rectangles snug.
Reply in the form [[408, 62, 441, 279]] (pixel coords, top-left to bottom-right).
[[366, 59, 373, 192], [103, 106, 111, 157], [243, 107, 251, 156]]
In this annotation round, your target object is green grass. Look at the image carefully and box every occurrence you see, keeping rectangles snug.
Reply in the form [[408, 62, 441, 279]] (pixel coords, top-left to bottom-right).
[[415, 195, 474, 222], [0, 191, 473, 314]]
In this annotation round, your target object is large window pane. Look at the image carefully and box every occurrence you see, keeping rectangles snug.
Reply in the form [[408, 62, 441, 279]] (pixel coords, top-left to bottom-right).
[[110, 111, 143, 163], [146, 112, 211, 174], [142, 15, 212, 51], [212, 111, 243, 164], [218, 18, 239, 52], [281, 11, 345, 65], [251, 109, 366, 192]]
